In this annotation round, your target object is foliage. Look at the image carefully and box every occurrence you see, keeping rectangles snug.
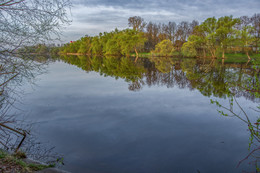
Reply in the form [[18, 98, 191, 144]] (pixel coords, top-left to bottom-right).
[[91, 36, 103, 55], [78, 36, 92, 54], [61, 28, 147, 56], [152, 39, 175, 56], [119, 29, 147, 56], [215, 16, 240, 58], [181, 40, 197, 57], [60, 14, 260, 59], [236, 24, 255, 59]]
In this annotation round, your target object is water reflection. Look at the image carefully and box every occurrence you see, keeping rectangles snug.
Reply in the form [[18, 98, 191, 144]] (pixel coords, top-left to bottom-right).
[[56, 55, 258, 101], [10, 55, 259, 172]]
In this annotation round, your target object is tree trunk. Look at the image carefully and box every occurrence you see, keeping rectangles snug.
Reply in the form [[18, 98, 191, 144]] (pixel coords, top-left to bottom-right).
[[134, 56, 139, 63], [134, 48, 139, 57], [222, 49, 225, 59], [134, 48, 139, 63], [246, 51, 251, 60]]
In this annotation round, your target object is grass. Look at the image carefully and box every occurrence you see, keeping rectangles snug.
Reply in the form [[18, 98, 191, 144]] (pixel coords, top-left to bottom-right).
[[131, 51, 181, 57], [130, 52, 151, 57], [221, 53, 260, 64], [0, 150, 54, 173]]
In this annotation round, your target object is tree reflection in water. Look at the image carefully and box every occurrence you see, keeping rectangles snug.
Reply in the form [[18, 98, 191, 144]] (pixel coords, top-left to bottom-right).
[[1, 54, 258, 169], [57, 55, 258, 101], [56, 55, 259, 170]]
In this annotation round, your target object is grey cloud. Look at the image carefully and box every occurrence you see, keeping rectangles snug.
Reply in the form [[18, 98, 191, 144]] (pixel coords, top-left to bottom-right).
[[73, 0, 259, 12], [61, 0, 260, 42]]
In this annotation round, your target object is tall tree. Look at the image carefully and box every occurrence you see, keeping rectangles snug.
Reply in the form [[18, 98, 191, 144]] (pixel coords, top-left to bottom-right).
[[200, 17, 218, 58], [176, 21, 190, 42], [78, 36, 92, 54], [167, 22, 177, 42], [237, 16, 254, 59], [145, 22, 160, 51], [119, 29, 146, 57], [216, 16, 240, 58], [128, 16, 146, 31], [189, 20, 199, 35], [91, 36, 103, 55], [182, 34, 206, 58]]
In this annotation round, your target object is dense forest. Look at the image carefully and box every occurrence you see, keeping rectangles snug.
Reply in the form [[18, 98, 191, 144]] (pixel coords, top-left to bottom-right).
[[58, 14, 260, 59]]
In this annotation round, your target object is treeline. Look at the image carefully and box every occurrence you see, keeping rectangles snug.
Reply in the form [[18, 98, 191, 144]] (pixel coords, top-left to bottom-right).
[[61, 29, 146, 56], [60, 14, 260, 59]]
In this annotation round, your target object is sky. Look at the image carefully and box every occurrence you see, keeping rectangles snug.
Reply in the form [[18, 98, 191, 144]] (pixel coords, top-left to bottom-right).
[[60, 0, 260, 43]]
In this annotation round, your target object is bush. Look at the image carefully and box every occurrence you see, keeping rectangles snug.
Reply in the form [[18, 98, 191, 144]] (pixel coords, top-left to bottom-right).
[[152, 39, 175, 56]]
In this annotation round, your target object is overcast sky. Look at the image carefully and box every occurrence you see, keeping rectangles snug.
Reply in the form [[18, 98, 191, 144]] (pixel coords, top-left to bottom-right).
[[60, 0, 260, 43]]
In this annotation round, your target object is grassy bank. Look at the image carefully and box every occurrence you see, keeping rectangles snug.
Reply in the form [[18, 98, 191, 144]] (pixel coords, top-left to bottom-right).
[[221, 53, 260, 63], [61, 52, 259, 64], [130, 51, 181, 57], [0, 150, 54, 173]]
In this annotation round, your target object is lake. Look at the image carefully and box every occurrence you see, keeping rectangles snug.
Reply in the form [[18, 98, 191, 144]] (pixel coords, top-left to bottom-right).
[[14, 56, 259, 172]]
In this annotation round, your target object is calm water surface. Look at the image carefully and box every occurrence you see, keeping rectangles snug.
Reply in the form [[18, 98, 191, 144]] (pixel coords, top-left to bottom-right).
[[17, 56, 258, 172]]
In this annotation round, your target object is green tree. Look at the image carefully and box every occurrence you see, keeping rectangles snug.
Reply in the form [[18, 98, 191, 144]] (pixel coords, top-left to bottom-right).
[[100, 30, 120, 55], [237, 25, 254, 60], [104, 31, 121, 55], [69, 40, 81, 53], [91, 36, 103, 55], [215, 16, 240, 58], [182, 26, 210, 58], [119, 29, 146, 56], [78, 36, 92, 54], [181, 40, 197, 57], [200, 17, 218, 58], [152, 39, 175, 56]]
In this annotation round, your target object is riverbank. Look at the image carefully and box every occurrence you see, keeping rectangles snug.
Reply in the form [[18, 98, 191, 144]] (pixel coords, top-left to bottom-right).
[[0, 150, 68, 173], [61, 52, 260, 64]]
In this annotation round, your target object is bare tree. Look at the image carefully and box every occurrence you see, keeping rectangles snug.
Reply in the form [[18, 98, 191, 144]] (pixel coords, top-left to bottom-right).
[[167, 22, 177, 43], [145, 22, 160, 50], [128, 16, 146, 31], [0, 0, 71, 151], [251, 13, 260, 53], [176, 21, 190, 42], [189, 20, 199, 35], [0, 0, 70, 51]]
